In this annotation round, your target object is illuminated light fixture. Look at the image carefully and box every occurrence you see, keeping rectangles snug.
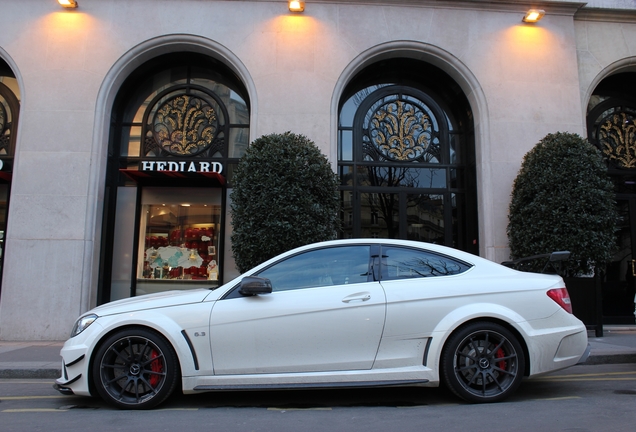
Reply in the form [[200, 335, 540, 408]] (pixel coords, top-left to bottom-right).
[[289, 0, 305, 12], [523, 9, 545, 23], [58, 0, 78, 8]]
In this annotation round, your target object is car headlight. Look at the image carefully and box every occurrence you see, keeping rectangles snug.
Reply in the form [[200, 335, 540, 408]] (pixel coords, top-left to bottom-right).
[[70, 314, 98, 338]]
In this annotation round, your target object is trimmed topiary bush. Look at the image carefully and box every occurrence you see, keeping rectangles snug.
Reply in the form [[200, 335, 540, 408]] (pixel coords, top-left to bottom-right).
[[230, 132, 340, 273], [507, 132, 617, 276]]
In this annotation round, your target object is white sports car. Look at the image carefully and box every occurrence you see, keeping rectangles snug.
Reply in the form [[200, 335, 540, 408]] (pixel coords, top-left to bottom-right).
[[54, 239, 589, 409]]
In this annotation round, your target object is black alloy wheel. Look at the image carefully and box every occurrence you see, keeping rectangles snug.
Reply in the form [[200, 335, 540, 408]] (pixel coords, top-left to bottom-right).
[[92, 328, 179, 409], [441, 322, 525, 403]]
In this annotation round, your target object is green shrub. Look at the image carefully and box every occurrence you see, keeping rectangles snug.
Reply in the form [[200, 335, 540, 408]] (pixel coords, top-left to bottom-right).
[[230, 132, 341, 273], [507, 132, 617, 275]]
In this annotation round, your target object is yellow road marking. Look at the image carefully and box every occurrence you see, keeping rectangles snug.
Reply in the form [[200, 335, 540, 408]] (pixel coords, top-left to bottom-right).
[[2, 409, 67, 413], [0, 396, 67, 400], [538, 371, 636, 380], [535, 371, 636, 382], [534, 396, 581, 401], [268, 407, 332, 411], [537, 377, 636, 382], [156, 408, 199, 411]]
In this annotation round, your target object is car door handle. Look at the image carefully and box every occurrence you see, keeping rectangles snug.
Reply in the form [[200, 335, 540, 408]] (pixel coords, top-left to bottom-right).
[[342, 292, 372, 303]]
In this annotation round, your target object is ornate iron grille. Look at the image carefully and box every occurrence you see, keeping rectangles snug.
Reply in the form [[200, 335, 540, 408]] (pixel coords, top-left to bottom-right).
[[361, 94, 440, 163], [152, 95, 219, 156], [142, 89, 228, 159], [596, 107, 636, 169], [0, 98, 9, 155]]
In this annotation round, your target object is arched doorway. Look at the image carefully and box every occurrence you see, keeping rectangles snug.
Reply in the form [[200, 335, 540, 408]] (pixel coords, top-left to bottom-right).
[[338, 58, 478, 254], [0, 60, 19, 298], [587, 71, 636, 324], [98, 52, 250, 304]]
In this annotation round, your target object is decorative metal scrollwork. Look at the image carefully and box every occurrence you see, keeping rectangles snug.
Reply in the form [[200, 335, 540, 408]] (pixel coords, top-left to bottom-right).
[[598, 110, 636, 169], [0, 101, 10, 155], [0, 102, 5, 132], [152, 95, 218, 156], [368, 100, 432, 161]]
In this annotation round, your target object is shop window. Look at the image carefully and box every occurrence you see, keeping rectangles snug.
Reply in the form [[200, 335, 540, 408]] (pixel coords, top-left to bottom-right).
[[136, 188, 222, 295], [101, 53, 250, 303]]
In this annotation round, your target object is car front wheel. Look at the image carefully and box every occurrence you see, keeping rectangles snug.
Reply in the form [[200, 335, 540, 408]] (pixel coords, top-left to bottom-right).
[[441, 322, 525, 403], [92, 328, 179, 409]]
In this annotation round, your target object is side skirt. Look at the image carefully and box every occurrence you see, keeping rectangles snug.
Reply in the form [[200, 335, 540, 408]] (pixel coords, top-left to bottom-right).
[[193, 379, 429, 391]]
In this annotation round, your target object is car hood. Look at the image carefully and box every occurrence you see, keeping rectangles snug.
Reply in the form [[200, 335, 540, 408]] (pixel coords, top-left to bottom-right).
[[90, 289, 213, 317]]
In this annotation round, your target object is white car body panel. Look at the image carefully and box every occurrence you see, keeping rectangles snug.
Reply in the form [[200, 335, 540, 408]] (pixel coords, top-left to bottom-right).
[[209, 281, 386, 374], [55, 239, 588, 405]]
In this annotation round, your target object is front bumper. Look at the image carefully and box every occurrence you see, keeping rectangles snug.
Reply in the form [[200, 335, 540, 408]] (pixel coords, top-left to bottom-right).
[[53, 333, 96, 397], [54, 350, 90, 396], [53, 382, 76, 395]]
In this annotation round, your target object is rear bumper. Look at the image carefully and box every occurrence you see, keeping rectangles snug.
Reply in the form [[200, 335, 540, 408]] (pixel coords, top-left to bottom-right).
[[526, 318, 588, 376], [577, 343, 592, 364]]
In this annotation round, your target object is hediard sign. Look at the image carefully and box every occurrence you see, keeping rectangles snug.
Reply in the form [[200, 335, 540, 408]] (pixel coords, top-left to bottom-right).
[[139, 160, 223, 174]]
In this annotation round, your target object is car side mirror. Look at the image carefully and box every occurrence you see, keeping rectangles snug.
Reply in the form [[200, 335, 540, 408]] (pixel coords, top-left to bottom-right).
[[238, 276, 273, 296]]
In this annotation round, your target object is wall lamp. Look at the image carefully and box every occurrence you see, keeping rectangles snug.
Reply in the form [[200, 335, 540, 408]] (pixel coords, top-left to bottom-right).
[[58, 0, 78, 8], [289, 1, 305, 13], [523, 9, 545, 23]]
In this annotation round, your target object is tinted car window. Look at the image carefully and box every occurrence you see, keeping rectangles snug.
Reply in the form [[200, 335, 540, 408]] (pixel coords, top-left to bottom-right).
[[381, 246, 471, 280], [256, 246, 371, 291]]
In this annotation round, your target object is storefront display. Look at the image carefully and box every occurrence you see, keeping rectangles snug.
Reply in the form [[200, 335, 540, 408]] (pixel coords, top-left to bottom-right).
[[136, 187, 222, 294]]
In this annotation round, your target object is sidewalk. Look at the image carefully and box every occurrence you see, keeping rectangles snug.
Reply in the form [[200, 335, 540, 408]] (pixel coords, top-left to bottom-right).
[[0, 327, 634, 379]]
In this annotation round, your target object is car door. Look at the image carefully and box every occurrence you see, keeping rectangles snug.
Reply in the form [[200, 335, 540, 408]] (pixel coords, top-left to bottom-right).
[[209, 244, 387, 375], [374, 245, 473, 366]]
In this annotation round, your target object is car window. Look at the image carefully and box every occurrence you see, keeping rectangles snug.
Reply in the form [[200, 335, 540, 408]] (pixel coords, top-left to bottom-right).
[[380, 246, 471, 280], [256, 245, 371, 291]]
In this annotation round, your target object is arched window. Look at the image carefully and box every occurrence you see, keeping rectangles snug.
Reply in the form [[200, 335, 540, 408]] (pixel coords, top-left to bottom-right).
[[338, 59, 477, 252], [100, 53, 249, 303], [0, 63, 19, 298], [587, 71, 636, 324]]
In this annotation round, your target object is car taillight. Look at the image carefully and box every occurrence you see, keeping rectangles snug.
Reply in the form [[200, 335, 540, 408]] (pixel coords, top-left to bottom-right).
[[547, 287, 573, 314]]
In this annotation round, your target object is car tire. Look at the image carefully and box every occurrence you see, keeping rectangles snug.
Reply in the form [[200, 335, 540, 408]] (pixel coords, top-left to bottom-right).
[[441, 322, 525, 403], [91, 328, 180, 409]]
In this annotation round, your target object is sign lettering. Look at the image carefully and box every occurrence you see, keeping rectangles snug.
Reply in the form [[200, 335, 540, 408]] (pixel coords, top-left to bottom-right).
[[140, 160, 223, 174]]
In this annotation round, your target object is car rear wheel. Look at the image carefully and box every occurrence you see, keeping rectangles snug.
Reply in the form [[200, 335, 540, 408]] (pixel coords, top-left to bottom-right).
[[441, 322, 525, 403], [92, 328, 179, 409]]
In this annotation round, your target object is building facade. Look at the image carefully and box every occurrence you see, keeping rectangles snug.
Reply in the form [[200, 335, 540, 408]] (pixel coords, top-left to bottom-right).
[[0, 0, 635, 340]]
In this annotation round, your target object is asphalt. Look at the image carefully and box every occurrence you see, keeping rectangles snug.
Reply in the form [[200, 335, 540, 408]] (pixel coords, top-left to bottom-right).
[[0, 327, 634, 379]]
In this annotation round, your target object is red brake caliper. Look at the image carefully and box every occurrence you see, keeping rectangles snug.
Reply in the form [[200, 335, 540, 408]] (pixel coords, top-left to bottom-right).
[[149, 350, 162, 387], [495, 348, 506, 370]]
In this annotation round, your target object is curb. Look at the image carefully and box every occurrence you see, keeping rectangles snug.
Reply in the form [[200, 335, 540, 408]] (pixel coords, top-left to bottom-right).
[[0, 368, 61, 379], [582, 353, 636, 366]]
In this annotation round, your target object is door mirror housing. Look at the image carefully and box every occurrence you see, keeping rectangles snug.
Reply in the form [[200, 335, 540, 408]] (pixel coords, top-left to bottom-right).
[[238, 276, 273, 296]]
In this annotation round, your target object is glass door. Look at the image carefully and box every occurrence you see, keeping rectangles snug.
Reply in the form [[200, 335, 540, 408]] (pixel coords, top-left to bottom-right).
[[603, 198, 636, 323]]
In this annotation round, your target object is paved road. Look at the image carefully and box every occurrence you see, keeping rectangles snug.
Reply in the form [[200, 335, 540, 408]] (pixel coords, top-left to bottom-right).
[[0, 363, 634, 432]]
